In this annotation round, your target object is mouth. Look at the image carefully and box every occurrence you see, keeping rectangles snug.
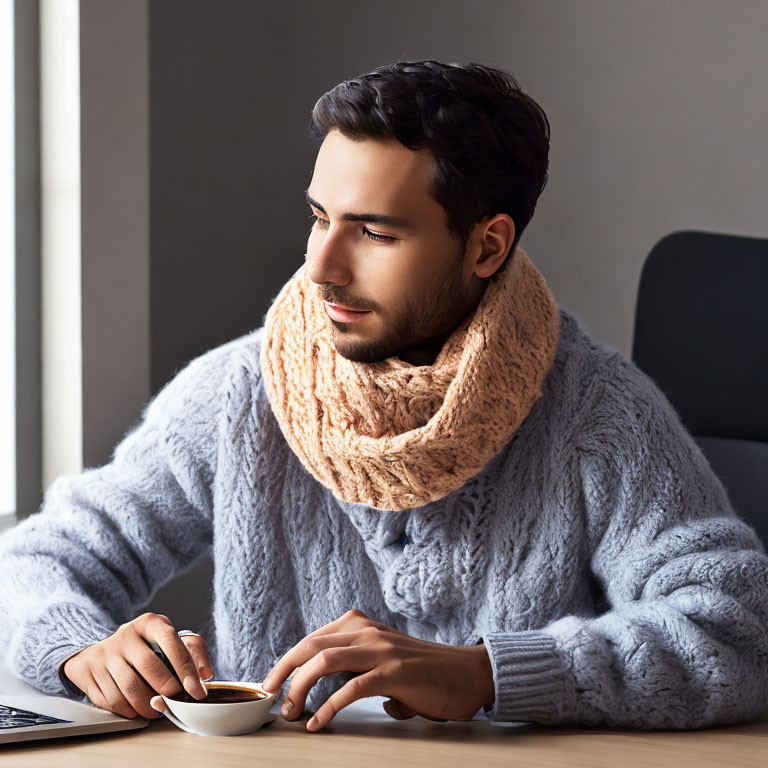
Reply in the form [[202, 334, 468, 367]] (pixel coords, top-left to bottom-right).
[[324, 301, 372, 323]]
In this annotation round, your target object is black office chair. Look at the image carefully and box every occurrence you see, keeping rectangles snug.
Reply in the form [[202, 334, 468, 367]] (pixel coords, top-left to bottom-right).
[[631, 230, 768, 550]]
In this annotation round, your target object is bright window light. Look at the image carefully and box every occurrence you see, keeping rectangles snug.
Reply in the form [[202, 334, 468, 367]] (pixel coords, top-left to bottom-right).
[[41, 0, 81, 490]]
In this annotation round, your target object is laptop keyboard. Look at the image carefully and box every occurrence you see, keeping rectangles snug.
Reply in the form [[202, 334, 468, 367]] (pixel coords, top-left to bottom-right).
[[0, 703, 72, 729]]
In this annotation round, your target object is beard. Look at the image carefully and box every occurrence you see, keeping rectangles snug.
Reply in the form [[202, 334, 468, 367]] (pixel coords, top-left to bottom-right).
[[329, 254, 473, 365]]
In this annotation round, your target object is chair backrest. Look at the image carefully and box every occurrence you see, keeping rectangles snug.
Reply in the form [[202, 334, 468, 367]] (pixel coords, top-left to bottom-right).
[[631, 230, 768, 549]]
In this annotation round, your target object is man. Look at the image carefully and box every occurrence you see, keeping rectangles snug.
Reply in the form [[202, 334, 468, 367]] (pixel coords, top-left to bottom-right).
[[1, 60, 767, 732]]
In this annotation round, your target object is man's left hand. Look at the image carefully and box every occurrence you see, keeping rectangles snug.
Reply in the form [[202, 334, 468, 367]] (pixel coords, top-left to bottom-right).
[[261, 609, 495, 731]]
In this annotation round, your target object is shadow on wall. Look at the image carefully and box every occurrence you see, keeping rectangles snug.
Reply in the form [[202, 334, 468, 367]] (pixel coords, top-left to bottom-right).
[[137, 555, 214, 635]]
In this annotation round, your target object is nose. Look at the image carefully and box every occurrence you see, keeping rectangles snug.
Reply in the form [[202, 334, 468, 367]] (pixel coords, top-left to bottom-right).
[[306, 227, 353, 287]]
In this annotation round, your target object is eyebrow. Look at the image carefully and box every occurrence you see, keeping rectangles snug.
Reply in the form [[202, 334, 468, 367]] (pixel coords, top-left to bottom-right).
[[305, 189, 415, 231]]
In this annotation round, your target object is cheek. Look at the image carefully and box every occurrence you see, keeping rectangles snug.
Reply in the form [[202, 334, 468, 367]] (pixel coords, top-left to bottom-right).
[[375, 277, 415, 323]]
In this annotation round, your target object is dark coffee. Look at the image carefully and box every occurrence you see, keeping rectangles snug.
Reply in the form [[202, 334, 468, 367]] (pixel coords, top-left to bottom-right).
[[168, 683, 268, 704]]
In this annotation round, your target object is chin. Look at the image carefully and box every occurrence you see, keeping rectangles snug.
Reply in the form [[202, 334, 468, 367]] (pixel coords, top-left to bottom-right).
[[331, 330, 395, 364], [333, 342, 387, 364]]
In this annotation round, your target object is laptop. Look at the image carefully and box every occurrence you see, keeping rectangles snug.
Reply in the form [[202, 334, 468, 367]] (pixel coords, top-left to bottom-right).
[[0, 660, 149, 744]]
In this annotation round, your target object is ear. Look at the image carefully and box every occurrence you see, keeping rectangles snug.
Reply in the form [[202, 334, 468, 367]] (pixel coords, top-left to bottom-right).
[[472, 214, 516, 279]]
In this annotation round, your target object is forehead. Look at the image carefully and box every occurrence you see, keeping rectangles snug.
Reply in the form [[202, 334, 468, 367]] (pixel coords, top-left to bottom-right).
[[309, 129, 444, 221]]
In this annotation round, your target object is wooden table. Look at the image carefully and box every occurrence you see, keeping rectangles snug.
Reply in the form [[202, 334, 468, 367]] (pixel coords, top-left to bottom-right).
[[3, 697, 767, 767]]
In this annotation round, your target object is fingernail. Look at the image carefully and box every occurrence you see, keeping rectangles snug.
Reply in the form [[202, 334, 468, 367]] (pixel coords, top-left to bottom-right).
[[184, 674, 205, 698], [282, 698, 294, 716], [307, 715, 318, 730]]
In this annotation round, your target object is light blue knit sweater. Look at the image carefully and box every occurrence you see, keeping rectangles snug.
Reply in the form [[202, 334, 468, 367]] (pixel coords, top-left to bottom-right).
[[1, 306, 767, 728]]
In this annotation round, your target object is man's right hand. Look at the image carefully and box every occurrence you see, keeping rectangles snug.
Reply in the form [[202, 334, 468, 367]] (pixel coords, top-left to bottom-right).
[[62, 612, 212, 720]]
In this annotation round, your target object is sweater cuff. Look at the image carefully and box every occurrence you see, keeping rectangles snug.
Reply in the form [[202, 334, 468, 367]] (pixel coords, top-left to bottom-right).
[[32, 603, 118, 699], [480, 630, 569, 723]]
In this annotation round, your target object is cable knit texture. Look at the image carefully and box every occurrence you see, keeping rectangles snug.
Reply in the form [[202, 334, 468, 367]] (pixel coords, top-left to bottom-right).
[[1, 295, 767, 729], [260, 245, 561, 510]]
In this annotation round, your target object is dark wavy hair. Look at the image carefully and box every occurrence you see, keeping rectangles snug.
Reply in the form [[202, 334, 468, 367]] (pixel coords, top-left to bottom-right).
[[308, 60, 550, 258]]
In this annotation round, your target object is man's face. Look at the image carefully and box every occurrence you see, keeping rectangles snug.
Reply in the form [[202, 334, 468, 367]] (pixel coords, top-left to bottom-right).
[[304, 128, 482, 365]]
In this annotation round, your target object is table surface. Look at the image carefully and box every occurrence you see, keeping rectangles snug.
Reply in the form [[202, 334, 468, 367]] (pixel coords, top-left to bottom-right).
[[2, 696, 768, 768]]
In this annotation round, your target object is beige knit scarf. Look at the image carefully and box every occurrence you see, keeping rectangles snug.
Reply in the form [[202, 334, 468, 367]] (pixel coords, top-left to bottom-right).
[[259, 245, 561, 511]]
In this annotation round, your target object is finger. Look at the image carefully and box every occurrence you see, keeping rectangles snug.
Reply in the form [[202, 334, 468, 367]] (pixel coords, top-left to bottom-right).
[[282, 645, 378, 721], [78, 668, 108, 711], [299, 610, 384, 646], [122, 630, 186, 699], [305, 609, 376, 639], [180, 635, 213, 679], [130, 620, 206, 699], [383, 698, 417, 720], [150, 695, 167, 713], [84, 682, 110, 713], [107, 657, 163, 720], [91, 664, 139, 719], [151, 626, 207, 699], [306, 669, 382, 731], [262, 631, 360, 694]]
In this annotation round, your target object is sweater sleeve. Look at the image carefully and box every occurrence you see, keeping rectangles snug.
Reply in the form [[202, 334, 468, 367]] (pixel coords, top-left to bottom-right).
[[481, 355, 768, 729], [0, 337, 242, 699]]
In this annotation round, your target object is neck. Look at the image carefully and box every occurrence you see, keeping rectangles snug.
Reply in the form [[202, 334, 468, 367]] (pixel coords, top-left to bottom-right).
[[396, 330, 454, 366], [396, 275, 488, 366]]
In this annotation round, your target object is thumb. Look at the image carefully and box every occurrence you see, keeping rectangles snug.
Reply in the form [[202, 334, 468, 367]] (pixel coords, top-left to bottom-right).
[[382, 698, 417, 720]]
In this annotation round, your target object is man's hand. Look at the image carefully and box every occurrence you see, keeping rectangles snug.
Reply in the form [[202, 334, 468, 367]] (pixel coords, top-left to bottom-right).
[[261, 609, 495, 731], [62, 612, 212, 720]]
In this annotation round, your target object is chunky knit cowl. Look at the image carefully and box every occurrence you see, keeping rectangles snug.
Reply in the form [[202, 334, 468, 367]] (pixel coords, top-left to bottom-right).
[[259, 245, 561, 511]]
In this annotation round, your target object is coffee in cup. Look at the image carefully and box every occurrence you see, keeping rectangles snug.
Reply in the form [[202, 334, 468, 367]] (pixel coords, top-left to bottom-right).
[[160, 680, 277, 737], [168, 682, 270, 704]]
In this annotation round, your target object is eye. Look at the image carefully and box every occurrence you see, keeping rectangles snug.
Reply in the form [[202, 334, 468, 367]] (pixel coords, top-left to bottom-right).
[[309, 213, 329, 231], [308, 213, 396, 244], [362, 227, 395, 244]]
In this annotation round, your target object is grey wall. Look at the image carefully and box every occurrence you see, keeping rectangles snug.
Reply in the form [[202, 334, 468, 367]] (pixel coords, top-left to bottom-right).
[[148, 0, 274, 391], [489, 0, 768, 357], [147, 0, 768, 364], [81, 0, 150, 470], [76, 0, 768, 632]]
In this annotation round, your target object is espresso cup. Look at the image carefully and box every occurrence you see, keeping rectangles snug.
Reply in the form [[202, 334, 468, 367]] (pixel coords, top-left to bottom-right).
[[160, 680, 277, 737]]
